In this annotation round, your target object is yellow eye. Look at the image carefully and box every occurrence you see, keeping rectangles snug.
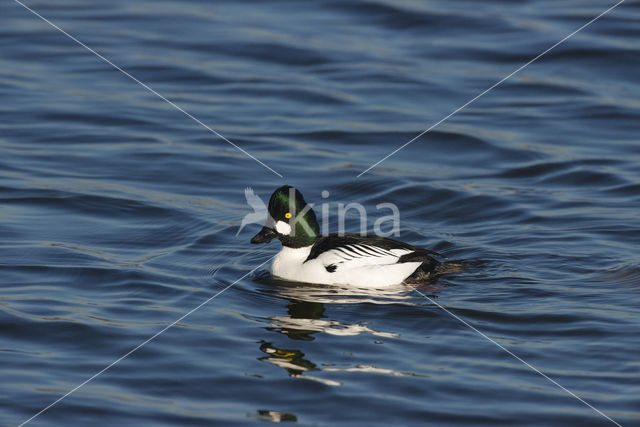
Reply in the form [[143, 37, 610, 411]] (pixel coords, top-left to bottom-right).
[[284, 212, 292, 219]]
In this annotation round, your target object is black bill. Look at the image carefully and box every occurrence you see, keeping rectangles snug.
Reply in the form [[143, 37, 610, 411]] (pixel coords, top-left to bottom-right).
[[251, 226, 278, 244]]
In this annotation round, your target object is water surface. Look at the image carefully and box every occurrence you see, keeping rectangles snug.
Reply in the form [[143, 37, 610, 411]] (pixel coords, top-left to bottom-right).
[[1, 0, 639, 425]]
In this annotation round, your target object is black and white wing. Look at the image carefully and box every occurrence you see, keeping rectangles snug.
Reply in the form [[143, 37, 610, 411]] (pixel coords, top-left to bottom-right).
[[305, 234, 416, 273], [321, 243, 413, 271]]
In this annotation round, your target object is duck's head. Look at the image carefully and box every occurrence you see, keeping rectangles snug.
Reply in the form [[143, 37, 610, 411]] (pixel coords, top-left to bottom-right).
[[251, 185, 320, 248]]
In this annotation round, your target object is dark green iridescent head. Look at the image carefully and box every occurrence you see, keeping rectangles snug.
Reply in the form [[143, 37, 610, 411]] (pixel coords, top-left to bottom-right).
[[251, 185, 320, 248]]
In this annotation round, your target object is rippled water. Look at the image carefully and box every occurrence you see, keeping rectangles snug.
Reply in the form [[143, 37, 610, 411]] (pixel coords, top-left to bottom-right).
[[2, 0, 640, 425]]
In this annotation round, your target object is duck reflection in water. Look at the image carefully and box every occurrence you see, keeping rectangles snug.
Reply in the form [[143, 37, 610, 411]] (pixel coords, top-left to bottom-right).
[[258, 299, 344, 386], [257, 280, 432, 385], [267, 299, 399, 341]]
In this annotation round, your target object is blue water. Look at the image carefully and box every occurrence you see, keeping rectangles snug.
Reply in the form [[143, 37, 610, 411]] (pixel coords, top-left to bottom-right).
[[2, 0, 640, 425]]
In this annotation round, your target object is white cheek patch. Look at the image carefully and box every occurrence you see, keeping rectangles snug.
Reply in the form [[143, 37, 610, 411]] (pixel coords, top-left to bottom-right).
[[275, 220, 292, 235]]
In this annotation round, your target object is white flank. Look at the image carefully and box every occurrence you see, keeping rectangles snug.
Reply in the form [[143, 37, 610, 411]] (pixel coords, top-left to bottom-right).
[[271, 244, 422, 287]]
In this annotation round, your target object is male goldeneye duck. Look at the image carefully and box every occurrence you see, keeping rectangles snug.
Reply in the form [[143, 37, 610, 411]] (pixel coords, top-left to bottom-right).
[[251, 185, 444, 287]]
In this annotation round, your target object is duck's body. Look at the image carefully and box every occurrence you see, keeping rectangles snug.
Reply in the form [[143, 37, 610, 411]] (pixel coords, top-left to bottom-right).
[[272, 234, 438, 287], [251, 186, 442, 287]]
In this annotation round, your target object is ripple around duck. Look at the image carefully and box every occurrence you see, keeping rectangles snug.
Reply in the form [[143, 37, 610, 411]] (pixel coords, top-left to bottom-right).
[[255, 274, 415, 306]]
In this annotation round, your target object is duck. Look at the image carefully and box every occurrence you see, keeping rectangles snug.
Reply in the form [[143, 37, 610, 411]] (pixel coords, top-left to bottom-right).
[[250, 185, 444, 287]]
